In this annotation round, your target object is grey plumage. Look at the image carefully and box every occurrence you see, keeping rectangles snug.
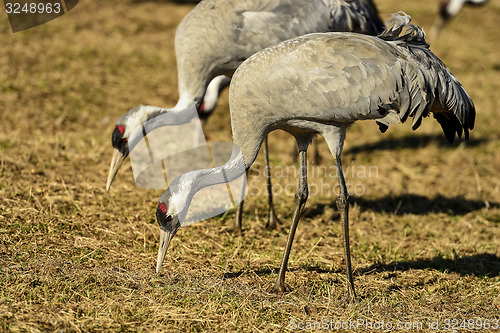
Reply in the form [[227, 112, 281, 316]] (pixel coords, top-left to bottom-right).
[[230, 12, 474, 158], [376, 13, 474, 139], [108, 0, 385, 178], [174, 0, 385, 108], [108, 0, 386, 227], [155, 13, 475, 298]]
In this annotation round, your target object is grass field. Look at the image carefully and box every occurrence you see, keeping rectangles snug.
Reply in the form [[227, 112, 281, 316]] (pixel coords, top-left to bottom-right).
[[0, 0, 499, 331]]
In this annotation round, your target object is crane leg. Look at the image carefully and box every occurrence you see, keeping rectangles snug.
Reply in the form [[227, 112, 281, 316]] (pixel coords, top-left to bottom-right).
[[291, 137, 321, 164], [234, 189, 244, 232], [312, 137, 321, 165], [291, 144, 298, 163], [263, 136, 280, 230], [335, 154, 357, 302], [323, 126, 356, 302], [233, 168, 250, 232], [272, 148, 308, 293]]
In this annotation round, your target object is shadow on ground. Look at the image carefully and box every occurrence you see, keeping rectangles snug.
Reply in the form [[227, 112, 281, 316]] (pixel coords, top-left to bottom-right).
[[301, 194, 496, 218], [360, 253, 500, 278], [224, 253, 500, 280], [351, 194, 495, 215], [223, 266, 340, 280], [345, 134, 488, 155]]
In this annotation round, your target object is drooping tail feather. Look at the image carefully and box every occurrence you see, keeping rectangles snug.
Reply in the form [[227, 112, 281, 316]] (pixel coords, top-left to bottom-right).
[[377, 12, 475, 143], [378, 12, 429, 48]]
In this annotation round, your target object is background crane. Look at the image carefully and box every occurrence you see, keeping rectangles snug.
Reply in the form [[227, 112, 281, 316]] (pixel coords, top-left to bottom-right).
[[106, 0, 385, 230], [429, 0, 489, 41]]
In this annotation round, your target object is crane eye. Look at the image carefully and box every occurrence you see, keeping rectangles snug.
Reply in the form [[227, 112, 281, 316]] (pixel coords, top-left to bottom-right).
[[166, 215, 173, 221]]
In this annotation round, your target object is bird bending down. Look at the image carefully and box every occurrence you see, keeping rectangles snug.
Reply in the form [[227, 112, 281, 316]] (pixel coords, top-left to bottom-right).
[[106, 75, 229, 191], [154, 12, 475, 299], [198, 75, 231, 125], [107, 0, 385, 230], [429, 0, 489, 41]]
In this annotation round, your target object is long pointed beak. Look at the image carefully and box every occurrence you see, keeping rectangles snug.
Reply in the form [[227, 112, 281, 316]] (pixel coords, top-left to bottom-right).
[[106, 149, 126, 191], [156, 229, 175, 273]]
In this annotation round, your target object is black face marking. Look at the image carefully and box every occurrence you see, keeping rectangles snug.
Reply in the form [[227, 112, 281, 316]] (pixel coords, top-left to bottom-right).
[[440, 1, 451, 19], [196, 100, 213, 121], [111, 126, 130, 157], [156, 204, 180, 233]]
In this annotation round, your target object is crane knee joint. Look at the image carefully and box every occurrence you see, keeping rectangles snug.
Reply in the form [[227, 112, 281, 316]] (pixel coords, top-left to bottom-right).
[[336, 195, 349, 210], [295, 185, 309, 203]]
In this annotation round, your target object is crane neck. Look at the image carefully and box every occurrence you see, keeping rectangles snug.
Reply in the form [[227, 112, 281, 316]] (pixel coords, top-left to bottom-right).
[[127, 104, 200, 153], [140, 103, 195, 121], [176, 91, 203, 111], [168, 145, 247, 223]]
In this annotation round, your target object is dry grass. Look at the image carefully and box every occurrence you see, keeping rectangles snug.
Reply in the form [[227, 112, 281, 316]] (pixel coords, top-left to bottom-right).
[[0, 0, 499, 331]]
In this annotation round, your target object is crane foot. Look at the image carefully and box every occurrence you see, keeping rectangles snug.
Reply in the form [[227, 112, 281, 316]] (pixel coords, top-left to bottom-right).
[[265, 210, 281, 230], [270, 280, 290, 294]]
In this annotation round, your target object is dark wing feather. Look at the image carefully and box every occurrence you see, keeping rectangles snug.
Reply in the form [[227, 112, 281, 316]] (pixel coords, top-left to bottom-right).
[[378, 13, 475, 141]]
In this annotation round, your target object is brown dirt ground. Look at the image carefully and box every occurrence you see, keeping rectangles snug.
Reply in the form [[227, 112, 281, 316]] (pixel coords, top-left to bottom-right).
[[0, 0, 499, 332]]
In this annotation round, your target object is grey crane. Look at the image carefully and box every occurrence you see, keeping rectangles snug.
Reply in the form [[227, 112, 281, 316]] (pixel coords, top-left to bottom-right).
[[429, 0, 489, 41], [106, 75, 229, 189], [154, 13, 475, 299], [198, 75, 231, 123], [107, 0, 385, 230]]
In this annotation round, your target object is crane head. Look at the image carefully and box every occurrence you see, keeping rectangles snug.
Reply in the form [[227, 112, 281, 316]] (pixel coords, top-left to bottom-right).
[[155, 200, 181, 274], [439, 0, 453, 20], [106, 124, 130, 191], [107, 105, 155, 191], [428, 0, 453, 43]]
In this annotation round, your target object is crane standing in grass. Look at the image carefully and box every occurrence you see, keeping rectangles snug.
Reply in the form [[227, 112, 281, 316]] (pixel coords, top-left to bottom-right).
[[154, 13, 475, 299], [107, 0, 385, 230]]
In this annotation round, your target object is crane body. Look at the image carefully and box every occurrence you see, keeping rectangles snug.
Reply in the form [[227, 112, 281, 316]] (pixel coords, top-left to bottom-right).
[[109, 0, 385, 229], [154, 13, 475, 298]]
